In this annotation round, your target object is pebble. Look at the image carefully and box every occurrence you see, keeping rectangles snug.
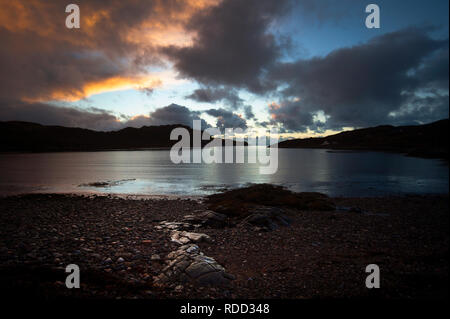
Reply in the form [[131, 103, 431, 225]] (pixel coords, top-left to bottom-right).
[[151, 254, 161, 261], [174, 285, 183, 292]]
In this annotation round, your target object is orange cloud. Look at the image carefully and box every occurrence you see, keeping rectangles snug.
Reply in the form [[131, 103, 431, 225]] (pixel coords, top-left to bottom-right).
[[268, 102, 281, 111], [23, 75, 162, 103], [0, 0, 221, 102]]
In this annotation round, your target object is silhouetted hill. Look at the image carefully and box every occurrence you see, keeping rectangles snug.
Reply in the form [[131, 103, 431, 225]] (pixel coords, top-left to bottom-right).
[[0, 121, 245, 153], [275, 119, 449, 159]]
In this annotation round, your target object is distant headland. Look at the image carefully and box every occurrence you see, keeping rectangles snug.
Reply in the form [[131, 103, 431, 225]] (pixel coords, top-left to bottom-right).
[[274, 119, 449, 160]]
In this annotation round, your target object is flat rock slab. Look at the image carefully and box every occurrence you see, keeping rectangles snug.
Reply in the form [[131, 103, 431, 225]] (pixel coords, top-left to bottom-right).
[[154, 244, 234, 287], [158, 221, 197, 231], [171, 230, 212, 245]]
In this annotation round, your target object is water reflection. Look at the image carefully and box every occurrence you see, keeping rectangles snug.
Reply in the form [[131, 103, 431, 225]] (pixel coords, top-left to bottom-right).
[[0, 148, 447, 197]]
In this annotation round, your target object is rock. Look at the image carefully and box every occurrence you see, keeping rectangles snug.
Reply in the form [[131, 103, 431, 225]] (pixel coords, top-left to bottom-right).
[[174, 285, 183, 292], [151, 254, 161, 261], [239, 206, 291, 231], [171, 231, 211, 245], [196, 271, 230, 285], [186, 245, 200, 254], [183, 210, 227, 228], [158, 221, 195, 232], [223, 273, 236, 280], [154, 244, 233, 287], [205, 184, 336, 216], [179, 237, 191, 244], [171, 231, 191, 244], [185, 261, 218, 279], [181, 231, 211, 243]]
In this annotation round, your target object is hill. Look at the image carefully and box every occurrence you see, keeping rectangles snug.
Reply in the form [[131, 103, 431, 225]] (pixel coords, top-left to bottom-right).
[[0, 121, 243, 153], [275, 119, 449, 159]]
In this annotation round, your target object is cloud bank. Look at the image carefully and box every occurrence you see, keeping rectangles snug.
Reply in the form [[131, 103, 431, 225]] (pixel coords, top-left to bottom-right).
[[268, 27, 449, 131], [0, 1, 448, 133]]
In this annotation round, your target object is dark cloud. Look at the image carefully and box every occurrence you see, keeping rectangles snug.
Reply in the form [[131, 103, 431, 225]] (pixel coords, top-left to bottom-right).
[[269, 27, 449, 132], [415, 45, 449, 90], [387, 93, 449, 126], [0, 0, 214, 131], [138, 87, 155, 97], [0, 0, 198, 102], [186, 87, 244, 109], [0, 100, 124, 131], [0, 101, 207, 131], [243, 105, 255, 120], [204, 108, 247, 130], [186, 87, 258, 122], [146, 103, 208, 129], [163, 0, 290, 93], [1, 1, 448, 134], [257, 121, 269, 128], [268, 101, 313, 132]]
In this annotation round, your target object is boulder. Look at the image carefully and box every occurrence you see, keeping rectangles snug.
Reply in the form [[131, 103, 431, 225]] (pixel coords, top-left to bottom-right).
[[182, 231, 212, 243], [153, 244, 233, 287], [239, 206, 291, 231], [205, 184, 336, 217], [183, 210, 227, 228]]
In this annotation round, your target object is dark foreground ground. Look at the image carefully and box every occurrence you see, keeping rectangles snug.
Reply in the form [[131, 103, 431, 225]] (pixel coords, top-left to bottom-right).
[[0, 193, 448, 299]]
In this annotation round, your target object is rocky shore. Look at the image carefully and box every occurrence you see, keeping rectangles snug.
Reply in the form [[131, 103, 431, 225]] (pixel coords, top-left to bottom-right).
[[0, 189, 448, 299]]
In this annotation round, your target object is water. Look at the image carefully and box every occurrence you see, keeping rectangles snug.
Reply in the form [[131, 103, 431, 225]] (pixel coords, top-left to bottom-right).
[[0, 148, 448, 197]]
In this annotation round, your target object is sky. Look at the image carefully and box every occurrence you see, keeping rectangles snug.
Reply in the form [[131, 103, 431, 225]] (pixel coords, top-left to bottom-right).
[[0, 0, 448, 138]]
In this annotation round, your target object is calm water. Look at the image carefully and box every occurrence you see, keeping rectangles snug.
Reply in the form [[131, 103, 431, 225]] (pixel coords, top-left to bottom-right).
[[0, 148, 448, 197]]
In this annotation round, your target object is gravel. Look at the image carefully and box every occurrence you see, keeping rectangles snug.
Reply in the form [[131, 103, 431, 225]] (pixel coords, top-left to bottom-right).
[[0, 193, 447, 299]]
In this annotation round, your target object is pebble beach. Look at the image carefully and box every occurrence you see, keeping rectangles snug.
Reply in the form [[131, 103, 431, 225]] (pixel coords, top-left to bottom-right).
[[0, 192, 448, 299]]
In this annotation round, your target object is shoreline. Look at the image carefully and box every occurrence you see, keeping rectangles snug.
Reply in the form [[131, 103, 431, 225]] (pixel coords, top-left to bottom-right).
[[1, 182, 449, 200], [0, 191, 206, 201], [1, 146, 448, 162], [276, 146, 449, 161], [0, 192, 448, 299]]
